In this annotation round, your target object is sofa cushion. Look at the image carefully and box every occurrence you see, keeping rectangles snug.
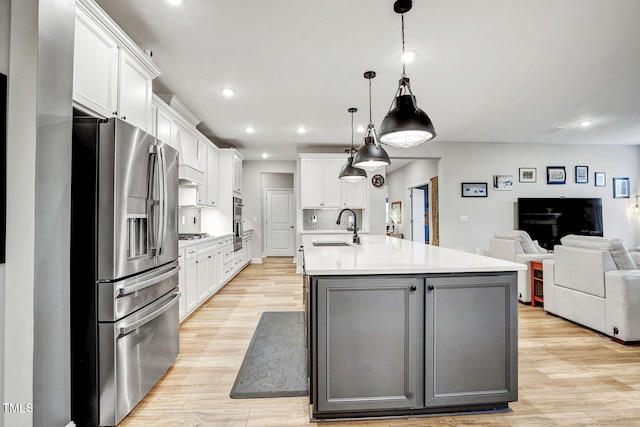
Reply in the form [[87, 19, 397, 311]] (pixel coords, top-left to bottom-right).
[[493, 230, 540, 254], [560, 234, 637, 270]]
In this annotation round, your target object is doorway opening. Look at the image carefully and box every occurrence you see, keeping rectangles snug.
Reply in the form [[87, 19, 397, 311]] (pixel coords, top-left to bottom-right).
[[409, 184, 429, 244], [262, 172, 295, 257]]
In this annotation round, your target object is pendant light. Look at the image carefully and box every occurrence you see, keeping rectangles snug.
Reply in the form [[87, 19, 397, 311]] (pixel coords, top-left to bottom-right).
[[339, 108, 367, 182], [352, 71, 391, 171], [378, 0, 436, 147]]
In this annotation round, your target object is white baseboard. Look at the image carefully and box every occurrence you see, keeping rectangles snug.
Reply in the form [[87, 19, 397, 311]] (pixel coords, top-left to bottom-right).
[[251, 257, 263, 264]]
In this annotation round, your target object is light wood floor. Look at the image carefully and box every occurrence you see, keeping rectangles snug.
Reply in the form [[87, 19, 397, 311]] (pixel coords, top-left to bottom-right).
[[121, 257, 640, 426]]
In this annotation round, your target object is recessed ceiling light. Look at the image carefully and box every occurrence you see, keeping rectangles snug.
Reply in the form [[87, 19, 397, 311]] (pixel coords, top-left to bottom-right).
[[356, 126, 365, 133], [579, 121, 592, 127], [167, 0, 183, 5], [222, 88, 234, 97], [262, 153, 269, 159], [297, 127, 306, 134], [245, 127, 255, 134], [402, 51, 416, 63]]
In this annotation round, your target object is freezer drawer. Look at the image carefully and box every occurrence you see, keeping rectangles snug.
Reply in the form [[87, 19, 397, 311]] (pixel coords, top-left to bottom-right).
[[98, 289, 180, 426], [97, 260, 179, 322]]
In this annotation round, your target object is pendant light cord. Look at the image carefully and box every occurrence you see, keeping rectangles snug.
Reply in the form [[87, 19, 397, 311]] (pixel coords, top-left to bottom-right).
[[350, 110, 355, 154], [401, 13, 406, 78], [368, 77, 373, 126]]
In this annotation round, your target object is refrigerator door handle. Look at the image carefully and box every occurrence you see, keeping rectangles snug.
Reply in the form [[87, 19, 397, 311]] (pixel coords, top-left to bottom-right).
[[157, 145, 168, 255], [116, 265, 179, 297], [147, 146, 159, 254], [117, 291, 180, 337]]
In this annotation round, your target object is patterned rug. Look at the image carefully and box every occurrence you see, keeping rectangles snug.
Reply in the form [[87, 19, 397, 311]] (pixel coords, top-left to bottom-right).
[[230, 311, 309, 398]]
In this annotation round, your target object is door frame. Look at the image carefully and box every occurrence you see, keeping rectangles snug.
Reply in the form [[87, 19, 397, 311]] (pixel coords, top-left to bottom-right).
[[262, 187, 296, 257], [405, 180, 430, 243]]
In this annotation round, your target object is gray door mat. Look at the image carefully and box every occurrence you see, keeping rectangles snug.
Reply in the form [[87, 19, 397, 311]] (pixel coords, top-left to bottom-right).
[[230, 311, 309, 398]]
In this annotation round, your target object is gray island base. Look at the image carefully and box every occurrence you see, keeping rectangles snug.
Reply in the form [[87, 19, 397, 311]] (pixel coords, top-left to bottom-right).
[[302, 235, 524, 421]]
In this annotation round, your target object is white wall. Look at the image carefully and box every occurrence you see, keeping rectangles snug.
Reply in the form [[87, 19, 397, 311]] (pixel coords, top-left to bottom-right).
[[4, 1, 75, 426], [0, 0, 9, 75], [243, 160, 296, 259], [367, 167, 388, 235], [387, 159, 439, 237], [384, 142, 640, 253], [0, 0, 10, 420]]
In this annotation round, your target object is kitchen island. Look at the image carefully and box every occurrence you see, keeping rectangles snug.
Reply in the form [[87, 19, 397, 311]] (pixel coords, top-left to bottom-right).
[[302, 234, 526, 421]]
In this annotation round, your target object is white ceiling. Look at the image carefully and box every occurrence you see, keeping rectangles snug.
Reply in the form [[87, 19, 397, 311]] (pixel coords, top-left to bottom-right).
[[95, 0, 640, 162]]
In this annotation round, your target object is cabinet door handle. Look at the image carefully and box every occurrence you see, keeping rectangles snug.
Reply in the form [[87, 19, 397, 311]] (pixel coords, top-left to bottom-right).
[[409, 285, 417, 292], [427, 285, 435, 291]]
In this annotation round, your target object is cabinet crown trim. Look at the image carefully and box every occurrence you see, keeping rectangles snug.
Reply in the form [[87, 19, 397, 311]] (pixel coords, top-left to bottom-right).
[[76, 0, 161, 79]]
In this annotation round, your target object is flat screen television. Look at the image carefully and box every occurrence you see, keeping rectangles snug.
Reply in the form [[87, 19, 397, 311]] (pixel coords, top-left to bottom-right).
[[517, 198, 603, 250]]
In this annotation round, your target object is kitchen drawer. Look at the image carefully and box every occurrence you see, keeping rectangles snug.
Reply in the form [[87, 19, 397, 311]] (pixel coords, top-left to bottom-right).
[[223, 245, 235, 262], [197, 240, 216, 254], [184, 246, 197, 260]]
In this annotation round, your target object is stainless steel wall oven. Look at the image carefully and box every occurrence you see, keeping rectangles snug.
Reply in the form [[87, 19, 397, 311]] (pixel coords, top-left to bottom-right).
[[233, 197, 243, 251]]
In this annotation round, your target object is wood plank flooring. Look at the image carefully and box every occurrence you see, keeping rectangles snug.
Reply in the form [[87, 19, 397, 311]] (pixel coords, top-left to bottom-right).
[[120, 257, 640, 426]]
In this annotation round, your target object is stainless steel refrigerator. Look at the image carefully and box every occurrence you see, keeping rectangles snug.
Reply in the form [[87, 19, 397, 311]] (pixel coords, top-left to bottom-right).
[[71, 117, 180, 426]]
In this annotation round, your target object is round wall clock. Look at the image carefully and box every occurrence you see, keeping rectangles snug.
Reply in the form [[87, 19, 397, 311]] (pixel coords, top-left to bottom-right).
[[371, 174, 385, 187]]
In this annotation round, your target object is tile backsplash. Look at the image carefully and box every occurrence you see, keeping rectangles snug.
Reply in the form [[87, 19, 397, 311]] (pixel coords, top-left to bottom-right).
[[303, 208, 363, 231]]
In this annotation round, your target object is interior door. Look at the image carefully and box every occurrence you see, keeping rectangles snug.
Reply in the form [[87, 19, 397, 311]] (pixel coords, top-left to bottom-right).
[[411, 188, 425, 243], [265, 189, 295, 256]]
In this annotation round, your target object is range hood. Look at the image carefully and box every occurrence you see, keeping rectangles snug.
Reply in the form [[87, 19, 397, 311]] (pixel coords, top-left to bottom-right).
[[158, 94, 205, 186], [178, 164, 204, 186]]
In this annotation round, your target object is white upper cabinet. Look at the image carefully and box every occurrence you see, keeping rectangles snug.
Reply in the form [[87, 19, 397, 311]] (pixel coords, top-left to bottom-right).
[[117, 50, 152, 131], [73, 6, 118, 118], [73, 0, 160, 133], [233, 154, 243, 195], [300, 156, 344, 208], [155, 106, 177, 151], [342, 179, 366, 208], [196, 140, 218, 207], [206, 147, 219, 206]]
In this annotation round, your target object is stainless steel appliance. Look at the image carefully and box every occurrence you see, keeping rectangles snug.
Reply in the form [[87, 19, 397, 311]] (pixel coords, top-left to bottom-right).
[[71, 117, 180, 427], [233, 197, 243, 251]]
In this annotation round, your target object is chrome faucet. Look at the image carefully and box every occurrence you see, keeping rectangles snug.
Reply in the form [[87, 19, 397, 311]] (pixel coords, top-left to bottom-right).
[[337, 208, 360, 244]]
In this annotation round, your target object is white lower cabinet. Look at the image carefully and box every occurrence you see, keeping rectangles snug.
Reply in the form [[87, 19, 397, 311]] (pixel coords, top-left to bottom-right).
[[184, 247, 198, 314], [196, 243, 216, 301], [178, 250, 186, 321], [179, 235, 251, 323]]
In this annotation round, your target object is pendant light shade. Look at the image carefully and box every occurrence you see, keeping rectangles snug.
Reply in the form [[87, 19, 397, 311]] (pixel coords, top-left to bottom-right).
[[352, 71, 391, 171], [378, 0, 436, 147], [352, 131, 391, 171], [339, 107, 367, 181], [339, 158, 367, 181], [379, 89, 436, 147]]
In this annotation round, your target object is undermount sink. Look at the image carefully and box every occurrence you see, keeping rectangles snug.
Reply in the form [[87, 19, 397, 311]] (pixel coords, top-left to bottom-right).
[[312, 242, 351, 247]]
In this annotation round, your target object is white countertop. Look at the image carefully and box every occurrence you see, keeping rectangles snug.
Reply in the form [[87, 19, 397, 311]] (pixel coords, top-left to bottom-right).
[[178, 233, 233, 248], [302, 234, 526, 275]]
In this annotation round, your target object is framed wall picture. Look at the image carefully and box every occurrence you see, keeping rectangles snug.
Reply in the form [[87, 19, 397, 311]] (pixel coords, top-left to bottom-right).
[[493, 175, 513, 190], [390, 201, 402, 223], [575, 166, 588, 184], [613, 177, 630, 198], [461, 182, 488, 197], [547, 166, 566, 184], [595, 172, 606, 187], [519, 168, 536, 183]]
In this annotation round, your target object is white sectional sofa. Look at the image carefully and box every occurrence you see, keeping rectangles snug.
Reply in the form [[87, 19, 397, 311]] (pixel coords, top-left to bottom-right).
[[543, 234, 640, 343], [489, 230, 554, 303]]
